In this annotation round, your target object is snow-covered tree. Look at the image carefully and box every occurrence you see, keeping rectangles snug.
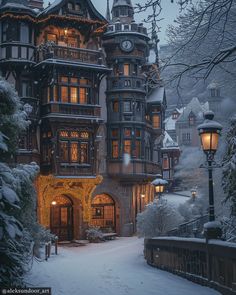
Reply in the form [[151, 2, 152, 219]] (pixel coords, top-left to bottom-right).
[[0, 78, 45, 286], [222, 115, 236, 217], [137, 198, 183, 237]]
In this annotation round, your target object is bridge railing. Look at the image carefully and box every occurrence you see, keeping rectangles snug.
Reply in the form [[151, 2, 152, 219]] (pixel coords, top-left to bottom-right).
[[144, 237, 236, 295]]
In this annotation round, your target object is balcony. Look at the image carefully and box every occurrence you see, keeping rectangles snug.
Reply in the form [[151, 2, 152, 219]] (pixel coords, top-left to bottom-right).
[[36, 44, 107, 68], [0, 42, 35, 64], [41, 103, 101, 119], [107, 76, 146, 93], [107, 160, 161, 181]]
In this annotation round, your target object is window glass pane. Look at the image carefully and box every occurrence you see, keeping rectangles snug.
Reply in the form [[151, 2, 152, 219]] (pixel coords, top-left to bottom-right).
[[80, 132, 89, 139], [111, 129, 119, 137], [70, 87, 78, 103], [112, 101, 119, 112], [136, 129, 141, 137], [20, 22, 29, 43], [124, 140, 131, 155], [152, 114, 160, 128], [71, 131, 79, 138], [124, 101, 131, 112], [60, 141, 69, 162], [124, 64, 130, 76], [61, 86, 68, 102], [71, 77, 78, 84], [80, 143, 88, 163], [163, 157, 169, 169], [134, 140, 141, 158], [47, 87, 51, 102], [112, 140, 119, 158], [79, 87, 87, 104], [124, 128, 131, 137], [59, 131, 69, 137], [53, 86, 58, 102], [61, 76, 68, 83], [71, 142, 78, 162]]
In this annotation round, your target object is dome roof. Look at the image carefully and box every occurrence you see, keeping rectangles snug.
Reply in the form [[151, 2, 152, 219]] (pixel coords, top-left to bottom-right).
[[112, 0, 133, 8]]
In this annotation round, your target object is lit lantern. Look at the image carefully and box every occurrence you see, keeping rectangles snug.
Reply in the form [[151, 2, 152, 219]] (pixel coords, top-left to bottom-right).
[[197, 111, 222, 154], [151, 174, 168, 198]]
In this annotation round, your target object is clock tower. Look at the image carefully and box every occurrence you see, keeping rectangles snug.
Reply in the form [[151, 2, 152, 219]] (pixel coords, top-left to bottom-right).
[[103, 0, 164, 180]]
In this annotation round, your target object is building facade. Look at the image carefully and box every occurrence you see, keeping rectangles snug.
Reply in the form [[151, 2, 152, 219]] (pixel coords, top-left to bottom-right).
[[0, 0, 166, 240]]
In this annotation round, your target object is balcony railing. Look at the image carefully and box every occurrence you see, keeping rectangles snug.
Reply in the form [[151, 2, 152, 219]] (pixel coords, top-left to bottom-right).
[[41, 103, 101, 118], [107, 160, 161, 179], [107, 76, 146, 92], [0, 42, 35, 62], [37, 44, 106, 66]]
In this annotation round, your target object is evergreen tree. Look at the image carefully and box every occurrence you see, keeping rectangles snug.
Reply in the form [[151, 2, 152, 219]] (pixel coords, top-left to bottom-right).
[[222, 115, 236, 217]]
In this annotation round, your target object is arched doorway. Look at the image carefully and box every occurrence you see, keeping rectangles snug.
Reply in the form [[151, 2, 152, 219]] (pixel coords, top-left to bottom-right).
[[50, 195, 73, 241], [91, 194, 116, 232]]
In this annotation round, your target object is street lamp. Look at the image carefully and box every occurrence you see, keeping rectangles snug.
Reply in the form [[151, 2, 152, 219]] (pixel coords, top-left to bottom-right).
[[151, 174, 168, 199], [191, 188, 197, 201], [197, 111, 222, 222]]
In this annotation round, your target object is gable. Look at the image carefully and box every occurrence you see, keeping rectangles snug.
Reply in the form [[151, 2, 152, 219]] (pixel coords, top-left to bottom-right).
[[40, 0, 106, 22]]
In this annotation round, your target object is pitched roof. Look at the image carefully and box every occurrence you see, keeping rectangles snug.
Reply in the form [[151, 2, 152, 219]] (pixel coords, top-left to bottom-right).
[[147, 86, 165, 104], [0, 0, 36, 14], [176, 97, 209, 123], [162, 131, 179, 148], [40, 0, 106, 21]]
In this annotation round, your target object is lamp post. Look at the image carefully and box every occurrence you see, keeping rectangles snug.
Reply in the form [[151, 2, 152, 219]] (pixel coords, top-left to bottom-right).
[[151, 174, 168, 199], [191, 188, 197, 201], [197, 111, 222, 223]]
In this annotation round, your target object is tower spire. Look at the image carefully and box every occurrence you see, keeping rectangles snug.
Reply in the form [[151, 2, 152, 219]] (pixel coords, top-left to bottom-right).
[[106, 0, 111, 22]]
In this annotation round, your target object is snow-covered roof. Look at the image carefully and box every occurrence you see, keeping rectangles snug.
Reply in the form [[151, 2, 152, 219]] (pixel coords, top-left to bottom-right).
[[147, 86, 165, 104], [0, 1, 36, 14], [40, 0, 106, 21], [162, 131, 179, 149], [177, 97, 209, 123], [112, 0, 133, 8], [207, 81, 220, 90]]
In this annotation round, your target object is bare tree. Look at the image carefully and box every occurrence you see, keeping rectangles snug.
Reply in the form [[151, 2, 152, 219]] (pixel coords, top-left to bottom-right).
[[136, 0, 236, 84]]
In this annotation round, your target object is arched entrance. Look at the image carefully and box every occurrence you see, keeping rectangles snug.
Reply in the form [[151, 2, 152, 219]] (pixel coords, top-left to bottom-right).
[[50, 195, 73, 241], [91, 194, 116, 232]]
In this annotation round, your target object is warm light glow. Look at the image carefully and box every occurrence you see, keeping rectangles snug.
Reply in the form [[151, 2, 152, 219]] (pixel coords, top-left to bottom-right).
[[51, 201, 57, 205], [141, 194, 145, 198], [64, 29, 68, 35], [155, 185, 164, 193], [200, 132, 219, 152]]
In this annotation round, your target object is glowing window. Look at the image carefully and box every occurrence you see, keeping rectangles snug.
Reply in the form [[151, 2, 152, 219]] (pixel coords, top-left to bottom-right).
[[80, 143, 88, 163], [124, 64, 130, 76], [61, 76, 69, 83], [124, 128, 131, 137], [134, 140, 141, 158], [60, 141, 69, 162], [124, 140, 131, 155], [70, 87, 78, 103], [111, 129, 119, 137], [80, 132, 89, 139], [152, 114, 160, 129], [60, 131, 69, 137], [79, 87, 87, 104], [112, 101, 119, 112], [70, 131, 79, 138], [163, 156, 169, 169], [61, 86, 68, 103], [71, 142, 78, 162], [112, 140, 119, 158]]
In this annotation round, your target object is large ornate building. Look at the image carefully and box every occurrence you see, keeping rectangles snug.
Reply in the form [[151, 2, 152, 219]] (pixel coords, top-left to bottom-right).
[[0, 0, 166, 240]]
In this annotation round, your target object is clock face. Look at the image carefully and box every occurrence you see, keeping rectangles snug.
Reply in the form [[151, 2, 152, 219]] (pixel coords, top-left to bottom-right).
[[121, 40, 133, 52]]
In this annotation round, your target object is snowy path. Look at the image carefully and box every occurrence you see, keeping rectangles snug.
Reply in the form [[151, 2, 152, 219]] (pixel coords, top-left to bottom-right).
[[26, 237, 220, 295]]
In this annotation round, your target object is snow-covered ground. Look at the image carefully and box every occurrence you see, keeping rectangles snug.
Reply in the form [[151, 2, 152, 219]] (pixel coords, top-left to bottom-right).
[[25, 237, 220, 295]]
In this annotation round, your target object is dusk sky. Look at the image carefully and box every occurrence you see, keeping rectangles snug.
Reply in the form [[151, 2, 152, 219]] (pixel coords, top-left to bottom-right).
[[45, 0, 180, 44]]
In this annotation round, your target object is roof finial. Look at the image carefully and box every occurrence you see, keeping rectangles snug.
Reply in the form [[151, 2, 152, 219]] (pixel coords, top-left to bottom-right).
[[106, 0, 111, 22]]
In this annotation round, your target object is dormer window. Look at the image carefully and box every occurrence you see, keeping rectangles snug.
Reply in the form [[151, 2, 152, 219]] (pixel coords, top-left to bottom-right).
[[75, 4, 80, 11], [189, 113, 195, 126], [172, 112, 178, 119], [68, 2, 73, 10]]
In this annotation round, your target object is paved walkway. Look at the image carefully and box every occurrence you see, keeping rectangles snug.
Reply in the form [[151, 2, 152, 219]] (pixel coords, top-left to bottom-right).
[[26, 237, 220, 295]]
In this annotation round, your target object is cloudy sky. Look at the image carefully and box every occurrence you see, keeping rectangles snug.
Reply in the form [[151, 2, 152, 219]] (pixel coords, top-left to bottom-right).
[[45, 0, 179, 44]]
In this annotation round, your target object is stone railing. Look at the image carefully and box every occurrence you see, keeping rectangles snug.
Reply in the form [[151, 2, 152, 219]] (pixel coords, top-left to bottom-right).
[[144, 237, 236, 295]]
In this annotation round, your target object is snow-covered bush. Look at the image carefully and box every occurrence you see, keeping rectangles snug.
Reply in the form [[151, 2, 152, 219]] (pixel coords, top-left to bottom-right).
[[86, 226, 103, 242], [178, 195, 207, 222], [137, 198, 183, 238], [0, 78, 44, 286]]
